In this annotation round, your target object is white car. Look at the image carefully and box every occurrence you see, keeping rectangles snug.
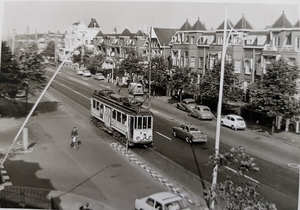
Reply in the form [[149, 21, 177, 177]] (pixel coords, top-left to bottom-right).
[[221, 114, 246, 130], [82, 70, 91, 77], [76, 69, 84, 75], [135, 192, 190, 210], [93, 73, 105, 80]]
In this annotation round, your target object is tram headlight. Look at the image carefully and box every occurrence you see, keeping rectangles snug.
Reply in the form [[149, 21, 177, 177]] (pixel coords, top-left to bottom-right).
[[136, 137, 141, 142]]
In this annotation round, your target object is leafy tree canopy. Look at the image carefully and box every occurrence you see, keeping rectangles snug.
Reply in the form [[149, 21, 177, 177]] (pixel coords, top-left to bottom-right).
[[199, 60, 243, 102], [15, 46, 47, 96], [0, 41, 22, 99], [118, 48, 144, 76], [167, 66, 197, 99], [249, 58, 300, 118], [42, 41, 55, 58], [85, 54, 105, 74]]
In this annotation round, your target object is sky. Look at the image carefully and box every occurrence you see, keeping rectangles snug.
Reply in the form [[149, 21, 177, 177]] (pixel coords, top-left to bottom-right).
[[0, 0, 300, 38]]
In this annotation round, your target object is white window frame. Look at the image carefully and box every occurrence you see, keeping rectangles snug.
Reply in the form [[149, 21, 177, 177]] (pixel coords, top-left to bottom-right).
[[190, 56, 195, 68], [234, 61, 241, 73]]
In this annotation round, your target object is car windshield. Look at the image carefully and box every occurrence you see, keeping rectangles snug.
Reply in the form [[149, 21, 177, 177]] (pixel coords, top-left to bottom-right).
[[187, 101, 196, 104], [85, 70, 91, 73], [165, 200, 188, 209], [203, 108, 210, 111], [236, 118, 244, 121], [189, 127, 199, 132]]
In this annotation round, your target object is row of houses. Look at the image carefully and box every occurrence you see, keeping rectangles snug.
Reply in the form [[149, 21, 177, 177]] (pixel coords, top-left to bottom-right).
[[3, 11, 300, 98]]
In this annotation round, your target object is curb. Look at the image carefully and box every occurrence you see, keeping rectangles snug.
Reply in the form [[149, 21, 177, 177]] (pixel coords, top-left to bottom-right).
[[110, 143, 208, 209]]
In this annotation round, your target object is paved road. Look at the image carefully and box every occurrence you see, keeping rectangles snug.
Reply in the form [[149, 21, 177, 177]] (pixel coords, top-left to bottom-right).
[[43, 66, 299, 209]]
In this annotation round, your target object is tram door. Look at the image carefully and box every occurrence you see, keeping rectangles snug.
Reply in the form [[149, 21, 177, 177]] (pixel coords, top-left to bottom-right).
[[104, 107, 111, 127]]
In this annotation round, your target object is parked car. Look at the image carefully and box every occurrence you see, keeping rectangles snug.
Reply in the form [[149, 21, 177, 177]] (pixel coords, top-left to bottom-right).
[[221, 114, 246, 130], [172, 124, 207, 143], [176, 98, 196, 112], [76, 69, 84, 75], [83, 70, 91, 77], [135, 192, 190, 210], [188, 105, 213, 120], [93, 73, 105, 80]]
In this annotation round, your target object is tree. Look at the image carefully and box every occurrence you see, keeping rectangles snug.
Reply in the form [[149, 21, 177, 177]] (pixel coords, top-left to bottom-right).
[[145, 56, 168, 96], [249, 58, 300, 133], [199, 60, 243, 103], [167, 66, 197, 101], [0, 41, 22, 99], [15, 47, 47, 96], [85, 54, 105, 74], [42, 41, 55, 58], [118, 48, 144, 77], [204, 146, 277, 210]]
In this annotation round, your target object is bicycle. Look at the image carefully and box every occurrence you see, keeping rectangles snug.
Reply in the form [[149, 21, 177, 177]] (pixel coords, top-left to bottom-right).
[[71, 136, 79, 150]]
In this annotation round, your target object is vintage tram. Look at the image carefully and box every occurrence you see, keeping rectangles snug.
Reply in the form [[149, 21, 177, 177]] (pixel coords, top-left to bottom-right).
[[90, 89, 153, 147]]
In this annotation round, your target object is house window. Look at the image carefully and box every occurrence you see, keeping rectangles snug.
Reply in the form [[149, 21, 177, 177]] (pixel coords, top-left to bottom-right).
[[199, 57, 203, 69], [185, 36, 189, 43], [257, 36, 266, 45], [190, 36, 194, 44], [190, 57, 195, 68], [244, 60, 252, 74], [226, 54, 232, 63], [234, 61, 241, 73], [217, 36, 223, 45], [296, 37, 300, 51], [274, 37, 280, 47]]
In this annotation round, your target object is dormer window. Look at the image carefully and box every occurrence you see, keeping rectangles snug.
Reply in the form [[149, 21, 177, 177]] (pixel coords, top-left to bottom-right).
[[185, 36, 189, 43]]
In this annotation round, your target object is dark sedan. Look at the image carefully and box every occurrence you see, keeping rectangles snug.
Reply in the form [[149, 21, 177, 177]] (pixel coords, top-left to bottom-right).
[[172, 124, 207, 143]]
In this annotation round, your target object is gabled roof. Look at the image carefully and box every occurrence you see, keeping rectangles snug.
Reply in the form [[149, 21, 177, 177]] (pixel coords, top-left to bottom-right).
[[154, 28, 178, 46], [216, 19, 234, 30], [271, 11, 292, 28], [191, 17, 206, 31], [179, 18, 192, 31], [120, 28, 132, 37], [135, 30, 146, 37], [294, 20, 300, 28], [87, 18, 100, 28], [96, 30, 104, 37], [73, 22, 81, 26], [234, 14, 253, 30]]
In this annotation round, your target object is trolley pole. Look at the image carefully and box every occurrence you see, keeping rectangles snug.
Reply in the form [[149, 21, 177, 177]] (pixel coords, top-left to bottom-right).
[[148, 27, 152, 108]]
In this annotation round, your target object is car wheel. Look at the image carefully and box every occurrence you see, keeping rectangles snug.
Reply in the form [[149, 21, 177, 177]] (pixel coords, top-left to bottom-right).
[[198, 116, 202, 120], [231, 125, 236, 130], [185, 137, 191, 143], [188, 112, 191, 116], [221, 121, 224, 126], [173, 131, 177, 137]]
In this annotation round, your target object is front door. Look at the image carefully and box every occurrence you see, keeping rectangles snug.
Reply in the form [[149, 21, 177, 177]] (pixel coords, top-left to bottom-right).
[[104, 107, 111, 127]]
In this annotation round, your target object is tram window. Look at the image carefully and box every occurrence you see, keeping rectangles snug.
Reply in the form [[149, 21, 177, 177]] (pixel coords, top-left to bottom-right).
[[134, 117, 137, 129], [138, 117, 142, 129], [117, 112, 121, 122], [93, 100, 96, 108], [122, 114, 127, 124], [112, 110, 116, 119], [96, 101, 100, 110], [143, 117, 147, 129], [148, 117, 152, 129], [100, 104, 103, 113]]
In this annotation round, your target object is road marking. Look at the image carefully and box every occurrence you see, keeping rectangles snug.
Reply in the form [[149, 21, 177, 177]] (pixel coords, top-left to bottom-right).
[[68, 77, 90, 86], [225, 166, 259, 184], [156, 132, 172, 141], [52, 80, 90, 100]]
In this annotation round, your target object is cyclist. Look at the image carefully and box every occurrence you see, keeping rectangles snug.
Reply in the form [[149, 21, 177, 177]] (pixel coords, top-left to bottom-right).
[[71, 127, 78, 146]]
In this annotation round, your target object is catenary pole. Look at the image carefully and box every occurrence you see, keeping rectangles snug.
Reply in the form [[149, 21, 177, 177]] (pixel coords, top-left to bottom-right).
[[211, 6, 227, 209], [0, 51, 73, 168], [148, 26, 152, 108]]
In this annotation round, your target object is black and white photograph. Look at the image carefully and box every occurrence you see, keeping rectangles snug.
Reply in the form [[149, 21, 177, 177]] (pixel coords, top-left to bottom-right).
[[0, 0, 300, 209]]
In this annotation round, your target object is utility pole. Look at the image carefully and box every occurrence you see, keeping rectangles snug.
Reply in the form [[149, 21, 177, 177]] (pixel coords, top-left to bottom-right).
[[211, 6, 228, 209], [81, 33, 85, 68], [148, 26, 152, 108]]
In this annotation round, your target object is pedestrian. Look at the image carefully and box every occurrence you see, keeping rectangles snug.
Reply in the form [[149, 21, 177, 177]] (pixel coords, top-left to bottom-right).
[[71, 127, 78, 146], [79, 202, 91, 210]]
